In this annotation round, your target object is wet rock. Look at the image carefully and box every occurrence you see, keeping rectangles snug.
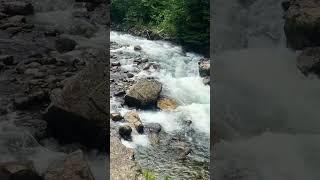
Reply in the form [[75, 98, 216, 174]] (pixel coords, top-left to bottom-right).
[[127, 73, 134, 78], [0, 161, 42, 180], [198, 58, 210, 77], [111, 112, 123, 121], [113, 89, 126, 97], [297, 47, 320, 77], [203, 76, 210, 85], [2, 2, 34, 16], [44, 61, 109, 150], [157, 98, 178, 111], [26, 62, 41, 68], [124, 79, 162, 108], [24, 68, 46, 78], [284, 0, 320, 49], [44, 150, 94, 180], [55, 38, 77, 53], [111, 61, 121, 66], [7, 15, 26, 23], [67, 19, 98, 38], [119, 125, 132, 141], [144, 123, 162, 134], [0, 55, 14, 65], [134, 45, 142, 51], [124, 111, 144, 133], [13, 91, 49, 110]]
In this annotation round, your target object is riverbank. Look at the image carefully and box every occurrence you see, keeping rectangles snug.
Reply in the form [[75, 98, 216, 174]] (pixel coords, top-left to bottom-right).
[[111, 23, 210, 57]]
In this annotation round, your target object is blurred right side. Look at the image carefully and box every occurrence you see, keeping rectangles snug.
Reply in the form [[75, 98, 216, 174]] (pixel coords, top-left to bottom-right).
[[212, 0, 320, 179]]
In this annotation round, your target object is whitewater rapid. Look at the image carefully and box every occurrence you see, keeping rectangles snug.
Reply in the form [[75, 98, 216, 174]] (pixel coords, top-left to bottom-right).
[[110, 31, 210, 178]]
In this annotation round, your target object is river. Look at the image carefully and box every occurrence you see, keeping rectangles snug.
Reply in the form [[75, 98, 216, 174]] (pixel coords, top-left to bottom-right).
[[110, 31, 210, 179]]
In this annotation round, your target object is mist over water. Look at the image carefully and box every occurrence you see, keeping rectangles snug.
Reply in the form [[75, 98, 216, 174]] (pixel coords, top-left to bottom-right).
[[213, 0, 320, 179]]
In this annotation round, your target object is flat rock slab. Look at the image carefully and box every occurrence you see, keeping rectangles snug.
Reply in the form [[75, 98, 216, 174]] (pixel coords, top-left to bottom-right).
[[110, 129, 143, 180]]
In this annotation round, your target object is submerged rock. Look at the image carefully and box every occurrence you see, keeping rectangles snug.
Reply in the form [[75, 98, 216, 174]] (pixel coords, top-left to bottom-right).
[[44, 150, 94, 180], [124, 111, 144, 133], [297, 47, 320, 77], [124, 79, 162, 108], [134, 45, 142, 51], [284, 0, 320, 49]]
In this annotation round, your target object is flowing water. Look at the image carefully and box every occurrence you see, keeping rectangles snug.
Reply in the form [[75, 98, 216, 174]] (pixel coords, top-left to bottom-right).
[[110, 32, 210, 179], [213, 0, 320, 179]]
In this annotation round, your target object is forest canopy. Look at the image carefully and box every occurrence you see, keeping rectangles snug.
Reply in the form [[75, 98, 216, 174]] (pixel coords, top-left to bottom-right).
[[111, 0, 210, 55]]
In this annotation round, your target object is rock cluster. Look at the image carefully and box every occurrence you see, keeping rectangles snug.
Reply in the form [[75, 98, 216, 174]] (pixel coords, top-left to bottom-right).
[[284, 0, 320, 77]]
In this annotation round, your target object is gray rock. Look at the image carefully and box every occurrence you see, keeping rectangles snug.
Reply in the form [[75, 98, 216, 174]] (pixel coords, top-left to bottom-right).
[[111, 112, 123, 121], [144, 123, 162, 134], [125, 79, 162, 108], [55, 38, 77, 53], [297, 47, 320, 77], [2, 2, 34, 15], [0, 161, 41, 180], [0, 55, 14, 65], [111, 61, 121, 66], [198, 58, 210, 77], [127, 73, 134, 78], [134, 45, 142, 51], [44, 150, 94, 180]]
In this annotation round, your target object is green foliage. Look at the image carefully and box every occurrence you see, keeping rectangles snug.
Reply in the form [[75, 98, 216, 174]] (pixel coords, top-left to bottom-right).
[[111, 0, 209, 54], [142, 169, 171, 180]]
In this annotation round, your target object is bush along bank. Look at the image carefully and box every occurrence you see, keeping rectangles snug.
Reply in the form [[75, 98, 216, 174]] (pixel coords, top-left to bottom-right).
[[111, 0, 210, 57]]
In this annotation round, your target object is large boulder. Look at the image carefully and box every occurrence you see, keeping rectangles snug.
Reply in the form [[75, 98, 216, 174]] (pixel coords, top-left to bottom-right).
[[124, 79, 162, 108], [284, 0, 320, 49], [0, 161, 42, 180], [297, 47, 320, 77], [44, 150, 94, 180], [44, 57, 109, 150]]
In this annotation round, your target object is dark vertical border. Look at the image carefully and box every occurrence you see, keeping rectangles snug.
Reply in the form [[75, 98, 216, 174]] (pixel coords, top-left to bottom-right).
[[210, 0, 214, 179]]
